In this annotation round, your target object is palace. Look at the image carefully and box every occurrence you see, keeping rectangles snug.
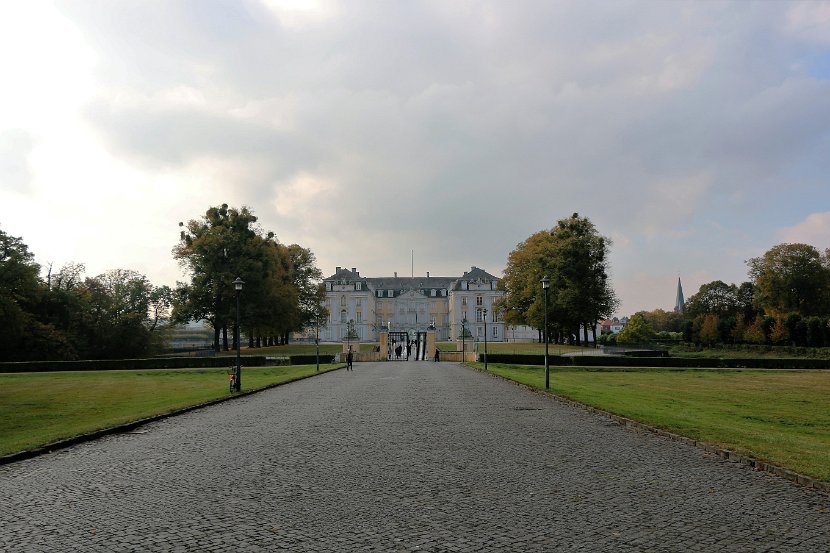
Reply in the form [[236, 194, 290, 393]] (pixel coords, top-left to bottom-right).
[[322, 265, 528, 343]]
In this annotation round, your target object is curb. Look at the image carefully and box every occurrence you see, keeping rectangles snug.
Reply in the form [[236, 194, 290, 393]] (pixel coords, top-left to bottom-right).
[[466, 363, 830, 495], [0, 365, 345, 467]]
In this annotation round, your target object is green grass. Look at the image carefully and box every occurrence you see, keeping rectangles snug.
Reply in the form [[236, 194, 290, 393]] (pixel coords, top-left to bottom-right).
[[474, 363, 830, 481], [0, 364, 341, 457]]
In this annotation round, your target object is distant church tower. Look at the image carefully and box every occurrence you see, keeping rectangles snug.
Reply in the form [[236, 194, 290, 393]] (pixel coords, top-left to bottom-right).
[[674, 277, 685, 314]]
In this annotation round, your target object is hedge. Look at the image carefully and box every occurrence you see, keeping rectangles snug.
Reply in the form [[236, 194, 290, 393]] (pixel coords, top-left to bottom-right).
[[0, 356, 269, 373], [288, 354, 336, 365], [478, 353, 830, 370]]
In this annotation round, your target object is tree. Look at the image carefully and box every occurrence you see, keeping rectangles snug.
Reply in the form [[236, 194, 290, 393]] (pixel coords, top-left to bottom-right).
[[497, 213, 617, 345], [747, 243, 830, 316], [173, 204, 261, 351], [696, 314, 720, 346], [685, 281, 740, 318], [173, 204, 324, 350], [616, 314, 655, 344]]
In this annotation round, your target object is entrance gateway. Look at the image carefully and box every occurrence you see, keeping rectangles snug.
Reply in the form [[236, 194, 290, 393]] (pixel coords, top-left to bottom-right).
[[387, 331, 428, 361]]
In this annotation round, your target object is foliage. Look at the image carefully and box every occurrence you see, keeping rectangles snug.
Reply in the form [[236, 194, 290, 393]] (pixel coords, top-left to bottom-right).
[[616, 313, 655, 344], [497, 213, 617, 344], [172, 204, 326, 350], [747, 243, 830, 316], [0, 228, 174, 361]]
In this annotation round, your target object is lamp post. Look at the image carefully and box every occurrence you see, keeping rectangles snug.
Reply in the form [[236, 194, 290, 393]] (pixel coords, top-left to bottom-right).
[[541, 275, 550, 390], [483, 308, 488, 371], [233, 277, 244, 392], [315, 313, 320, 372], [461, 316, 468, 364]]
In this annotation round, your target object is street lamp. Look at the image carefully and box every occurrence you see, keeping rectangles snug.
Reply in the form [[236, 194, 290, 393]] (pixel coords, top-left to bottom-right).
[[233, 277, 244, 392], [483, 308, 488, 371], [541, 275, 550, 390], [315, 313, 320, 372], [461, 316, 468, 364]]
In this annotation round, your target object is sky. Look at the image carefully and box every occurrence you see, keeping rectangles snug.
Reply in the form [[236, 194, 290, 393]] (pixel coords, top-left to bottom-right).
[[1, 0, 829, 317]]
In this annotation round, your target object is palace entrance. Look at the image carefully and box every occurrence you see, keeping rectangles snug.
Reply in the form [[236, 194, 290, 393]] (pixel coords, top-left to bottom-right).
[[387, 331, 428, 360]]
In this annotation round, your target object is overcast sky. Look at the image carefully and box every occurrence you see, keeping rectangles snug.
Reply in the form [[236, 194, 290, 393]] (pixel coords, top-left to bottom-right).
[[1, 0, 829, 316]]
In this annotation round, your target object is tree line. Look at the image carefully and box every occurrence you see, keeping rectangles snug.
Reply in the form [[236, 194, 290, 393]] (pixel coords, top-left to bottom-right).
[[0, 204, 326, 361], [0, 229, 172, 361], [619, 243, 830, 348]]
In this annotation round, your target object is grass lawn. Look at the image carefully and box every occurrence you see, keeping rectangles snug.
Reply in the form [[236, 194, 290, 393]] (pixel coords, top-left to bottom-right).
[[474, 363, 830, 482], [0, 364, 341, 457]]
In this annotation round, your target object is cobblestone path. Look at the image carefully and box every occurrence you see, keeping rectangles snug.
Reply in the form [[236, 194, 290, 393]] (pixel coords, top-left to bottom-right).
[[1, 361, 828, 552]]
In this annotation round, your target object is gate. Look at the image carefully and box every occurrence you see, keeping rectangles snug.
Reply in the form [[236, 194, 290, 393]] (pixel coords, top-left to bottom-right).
[[387, 331, 429, 360]]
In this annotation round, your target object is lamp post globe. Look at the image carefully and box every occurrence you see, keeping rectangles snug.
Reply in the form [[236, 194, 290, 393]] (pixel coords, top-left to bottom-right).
[[233, 277, 244, 392], [541, 275, 550, 390]]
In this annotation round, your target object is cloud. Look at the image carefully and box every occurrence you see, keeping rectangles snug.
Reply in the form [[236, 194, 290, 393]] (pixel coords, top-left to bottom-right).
[[778, 212, 830, 248], [0, 129, 35, 193], [2, 0, 827, 319]]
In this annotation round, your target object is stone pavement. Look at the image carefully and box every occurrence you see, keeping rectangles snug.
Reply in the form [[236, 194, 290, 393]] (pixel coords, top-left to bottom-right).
[[0, 361, 828, 552]]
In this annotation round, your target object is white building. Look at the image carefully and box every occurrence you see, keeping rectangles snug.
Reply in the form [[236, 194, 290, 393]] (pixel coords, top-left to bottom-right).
[[322, 266, 520, 342]]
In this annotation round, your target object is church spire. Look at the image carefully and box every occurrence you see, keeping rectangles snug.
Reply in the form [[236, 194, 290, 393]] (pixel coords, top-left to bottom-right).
[[674, 277, 685, 314]]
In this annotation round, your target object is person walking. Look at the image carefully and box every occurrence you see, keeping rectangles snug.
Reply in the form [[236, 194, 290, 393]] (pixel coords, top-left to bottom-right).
[[433, 348, 440, 362], [346, 349, 353, 371]]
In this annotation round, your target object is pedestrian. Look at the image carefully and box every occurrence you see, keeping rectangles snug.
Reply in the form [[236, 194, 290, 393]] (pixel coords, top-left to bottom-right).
[[433, 349, 440, 362], [346, 349, 353, 371], [406, 341, 411, 360], [395, 344, 402, 359]]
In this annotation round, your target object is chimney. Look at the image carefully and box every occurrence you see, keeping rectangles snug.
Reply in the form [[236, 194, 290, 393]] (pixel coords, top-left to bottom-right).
[[336, 266, 341, 273], [427, 271, 430, 278], [394, 271, 398, 278], [352, 267, 356, 273]]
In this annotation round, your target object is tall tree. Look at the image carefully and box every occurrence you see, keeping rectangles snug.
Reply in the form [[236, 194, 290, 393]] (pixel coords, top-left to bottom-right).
[[747, 243, 830, 316], [497, 214, 617, 344], [173, 204, 324, 349]]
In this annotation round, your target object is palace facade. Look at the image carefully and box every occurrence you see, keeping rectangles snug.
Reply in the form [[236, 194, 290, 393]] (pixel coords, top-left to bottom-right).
[[321, 265, 532, 343]]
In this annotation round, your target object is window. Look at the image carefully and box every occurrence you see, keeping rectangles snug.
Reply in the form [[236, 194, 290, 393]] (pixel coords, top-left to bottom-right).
[[388, 290, 394, 298], [356, 282, 362, 290], [377, 290, 382, 297], [431, 289, 436, 297], [340, 310, 347, 323], [476, 295, 483, 306], [476, 308, 484, 322], [493, 326, 499, 337], [325, 282, 331, 291], [356, 312, 362, 322], [477, 326, 483, 337], [462, 297, 468, 306], [356, 298, 362, 308]]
